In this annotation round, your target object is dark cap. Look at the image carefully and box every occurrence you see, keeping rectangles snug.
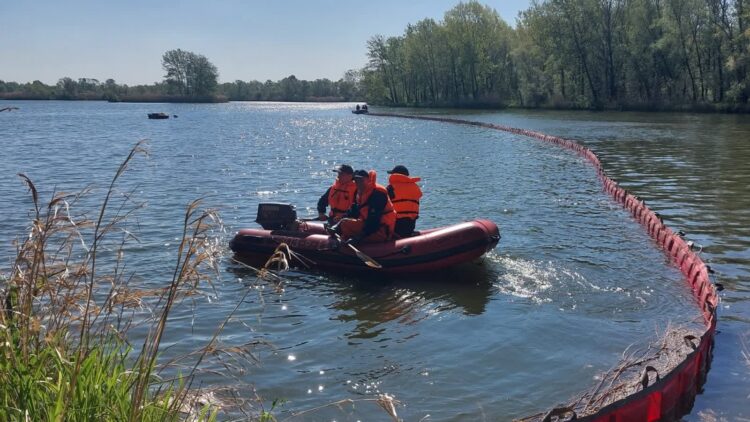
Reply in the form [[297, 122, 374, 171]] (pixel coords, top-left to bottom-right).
[[333, 164, 354, 174], [386, 165, 409, 176], [352, 169, 369, 179]]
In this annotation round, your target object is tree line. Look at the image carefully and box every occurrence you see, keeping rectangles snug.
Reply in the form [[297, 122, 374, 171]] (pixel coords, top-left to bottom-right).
[[0, 49, 362, 102], [361, 0, 750, 111], [4, 0, 749, 111], [219, 71, 361, 102]]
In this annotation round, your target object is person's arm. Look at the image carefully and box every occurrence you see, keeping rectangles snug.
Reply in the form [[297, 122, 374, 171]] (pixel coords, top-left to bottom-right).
[[317, 187, 331, 218], [387, 184, 395, 199], [346, 201, 359, 218], [361, 191, 386, 238]]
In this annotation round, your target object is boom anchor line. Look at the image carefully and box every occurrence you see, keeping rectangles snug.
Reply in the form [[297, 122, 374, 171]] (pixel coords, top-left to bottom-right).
[[366, 111, 719, 422]]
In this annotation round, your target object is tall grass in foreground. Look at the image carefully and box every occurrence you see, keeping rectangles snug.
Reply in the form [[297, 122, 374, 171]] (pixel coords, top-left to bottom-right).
[[0, 141, 227, 421], [0, 140, 406, 421]]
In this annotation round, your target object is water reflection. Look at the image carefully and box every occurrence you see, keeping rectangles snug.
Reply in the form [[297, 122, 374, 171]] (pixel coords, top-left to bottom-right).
[[327, 264, 494, 340], [226, 260, 494, 341]]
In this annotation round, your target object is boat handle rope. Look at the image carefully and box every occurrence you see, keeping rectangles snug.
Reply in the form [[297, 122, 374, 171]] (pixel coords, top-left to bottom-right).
[[541, 406, 577, 422], [684, 335, 699, 351], [640, 366, 660, 390]]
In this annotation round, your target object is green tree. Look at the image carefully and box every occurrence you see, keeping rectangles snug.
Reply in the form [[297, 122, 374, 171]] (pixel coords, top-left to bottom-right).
[[338, 69, 363, 100], [187, 54, 219, 96], [279, 75, 304, 101], [162, 49, 219, 96], [57, 77, 78, 99], [364, 1, 517, 106], [29, 80, 51, 97]]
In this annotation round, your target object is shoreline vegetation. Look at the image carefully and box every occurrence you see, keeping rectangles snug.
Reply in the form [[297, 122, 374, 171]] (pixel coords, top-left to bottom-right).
[[0, 143, 225, 421], [0, 87, 357, 105], [362, 0, 750, 112], [3, 0, 750, 113], [0, 92, 230, 103], [0, 83, 358, 103], [0, 48, 362, 105], [3, 0, 749, 113], [2, 95, 748, 114], [0, 142, 283, 420], [359, 1, 750, 113]]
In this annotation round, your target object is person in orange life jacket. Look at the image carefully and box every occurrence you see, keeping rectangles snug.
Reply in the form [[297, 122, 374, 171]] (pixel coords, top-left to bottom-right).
[[334, 169, 397, 244], [386, 165, 422, 237], [317, 164, 357, 223]]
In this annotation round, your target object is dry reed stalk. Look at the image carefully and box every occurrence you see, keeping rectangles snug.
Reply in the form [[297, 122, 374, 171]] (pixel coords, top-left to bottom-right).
[[1, 140, 248, 420], [0, 144, 396, 421], [129, 198, 224, 421], [1, 142, 163, 420], [156, 243, 315, 419], [276, 393, 402, 422]]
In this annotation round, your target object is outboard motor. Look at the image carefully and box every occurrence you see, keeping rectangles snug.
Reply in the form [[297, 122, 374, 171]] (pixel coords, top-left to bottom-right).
[[255, 203, 297, 230]]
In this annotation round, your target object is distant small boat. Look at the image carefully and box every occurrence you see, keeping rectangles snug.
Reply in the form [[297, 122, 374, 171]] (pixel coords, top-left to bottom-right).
[[351, 109, 368, 114], [147, 112, 169, 119]]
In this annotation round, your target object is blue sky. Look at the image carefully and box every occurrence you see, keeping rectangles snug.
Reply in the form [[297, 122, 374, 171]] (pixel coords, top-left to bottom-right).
[[2, 0, 531, 85]]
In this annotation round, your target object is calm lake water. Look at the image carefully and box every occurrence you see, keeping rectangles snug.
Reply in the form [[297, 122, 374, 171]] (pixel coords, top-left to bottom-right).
[[1, 101, 747, 420]]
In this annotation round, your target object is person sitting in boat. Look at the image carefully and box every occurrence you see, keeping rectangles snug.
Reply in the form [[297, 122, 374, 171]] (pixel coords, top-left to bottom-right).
[[334, 169, 396, 244], [356, 104, 361, 111], [386, 165, 422, 237], [362, 104, 368, 111], [317, 164, 357, 223]]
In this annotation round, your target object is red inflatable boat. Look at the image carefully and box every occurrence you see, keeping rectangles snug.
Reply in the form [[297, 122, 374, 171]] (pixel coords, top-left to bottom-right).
[[229, 204, 500, 274]]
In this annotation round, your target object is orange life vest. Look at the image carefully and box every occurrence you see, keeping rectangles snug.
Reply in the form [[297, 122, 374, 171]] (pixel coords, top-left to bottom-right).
[[388, 173, 422, 220], [357, 171, 397, 235], [328, 179, 357, 220]]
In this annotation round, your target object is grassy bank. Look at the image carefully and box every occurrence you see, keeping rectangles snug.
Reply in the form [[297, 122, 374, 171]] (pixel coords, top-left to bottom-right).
[[0, 142, 253, 421]]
